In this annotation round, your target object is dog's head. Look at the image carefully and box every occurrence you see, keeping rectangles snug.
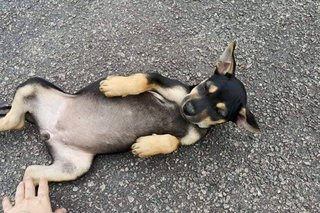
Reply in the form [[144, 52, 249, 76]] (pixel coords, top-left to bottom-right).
[[181, 41, 260, 133]]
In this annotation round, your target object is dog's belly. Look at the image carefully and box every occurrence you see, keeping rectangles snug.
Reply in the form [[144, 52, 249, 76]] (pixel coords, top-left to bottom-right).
[[38, 92, 189, 154]]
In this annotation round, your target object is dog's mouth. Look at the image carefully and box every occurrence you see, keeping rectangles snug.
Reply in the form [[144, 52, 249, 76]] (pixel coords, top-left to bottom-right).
[[181, 112, 211, 129]]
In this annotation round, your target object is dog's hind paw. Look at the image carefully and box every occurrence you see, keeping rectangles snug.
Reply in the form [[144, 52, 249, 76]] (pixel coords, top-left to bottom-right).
[[99, 74, 150, 97], [23, 165, 43, 185], [132, 134, 180, 158]]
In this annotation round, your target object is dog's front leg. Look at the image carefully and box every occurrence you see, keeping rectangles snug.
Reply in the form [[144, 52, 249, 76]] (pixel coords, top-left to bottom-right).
[[23, 144, 94, 184], [131, 125, 203, 157], [99, 73, 190, 105], [131, 134, 180, 158]]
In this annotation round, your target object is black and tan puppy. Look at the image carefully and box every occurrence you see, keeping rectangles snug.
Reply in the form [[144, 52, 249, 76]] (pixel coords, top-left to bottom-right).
[[0, 41, 259, 184]]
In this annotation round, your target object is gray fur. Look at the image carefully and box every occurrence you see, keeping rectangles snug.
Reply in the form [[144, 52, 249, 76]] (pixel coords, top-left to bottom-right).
[[26, 80, 193, 155]]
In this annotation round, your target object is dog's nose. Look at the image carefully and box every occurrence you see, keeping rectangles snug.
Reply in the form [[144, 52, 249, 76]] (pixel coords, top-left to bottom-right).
[[183, 101, 196, 116]]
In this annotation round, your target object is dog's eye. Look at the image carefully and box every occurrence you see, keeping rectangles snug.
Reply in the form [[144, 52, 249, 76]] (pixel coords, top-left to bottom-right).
[[216, 108, 227, 117], [204, 81, 211, 90]]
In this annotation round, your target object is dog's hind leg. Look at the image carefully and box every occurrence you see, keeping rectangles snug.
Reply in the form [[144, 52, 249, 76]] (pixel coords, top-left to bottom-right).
[[0, 84, 37, 131], [23, 143, 94, 184]]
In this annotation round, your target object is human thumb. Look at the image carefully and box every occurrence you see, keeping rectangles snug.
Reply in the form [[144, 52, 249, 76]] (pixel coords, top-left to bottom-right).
[[54, 208, 67, 213]]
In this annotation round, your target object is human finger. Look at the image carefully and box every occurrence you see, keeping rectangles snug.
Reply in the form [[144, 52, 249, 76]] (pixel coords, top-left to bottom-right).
[[24, 177, 36, 199], [15, 182, 25, 204], [2, 197, 13, 213], [54, 208, 67, 213], [38, 177, 49, 199]]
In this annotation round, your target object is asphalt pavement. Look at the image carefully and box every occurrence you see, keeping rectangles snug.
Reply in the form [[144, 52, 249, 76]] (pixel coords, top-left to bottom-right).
[[0, 0, 319, 212]]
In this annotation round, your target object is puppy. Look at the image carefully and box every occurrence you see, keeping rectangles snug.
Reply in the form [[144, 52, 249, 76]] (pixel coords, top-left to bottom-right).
[[0, 41, 259, 183]]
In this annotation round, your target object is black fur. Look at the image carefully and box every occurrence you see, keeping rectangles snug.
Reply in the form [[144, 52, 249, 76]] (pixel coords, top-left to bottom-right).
[[17, 77, 66, 93], [0, 106, 11, 116], [147, 72, 190, 90]]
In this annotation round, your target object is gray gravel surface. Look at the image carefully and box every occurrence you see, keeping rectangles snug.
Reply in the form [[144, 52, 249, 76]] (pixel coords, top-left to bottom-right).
[[0, 0, 319, 212]]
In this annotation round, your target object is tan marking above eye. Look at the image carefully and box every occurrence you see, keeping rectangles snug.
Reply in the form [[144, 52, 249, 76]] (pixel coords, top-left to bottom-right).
[[239, 107, 246, 118], [208, 85, 218, 93], [216, 102, 226, 110]]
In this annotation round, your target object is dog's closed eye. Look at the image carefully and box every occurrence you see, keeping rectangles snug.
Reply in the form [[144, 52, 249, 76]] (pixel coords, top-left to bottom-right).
[[216, 108, 227, 117], [216, 102, 227, 117]]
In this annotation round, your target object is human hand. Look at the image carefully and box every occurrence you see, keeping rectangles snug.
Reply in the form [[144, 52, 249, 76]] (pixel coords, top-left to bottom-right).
[[2, 177, 66, 213]]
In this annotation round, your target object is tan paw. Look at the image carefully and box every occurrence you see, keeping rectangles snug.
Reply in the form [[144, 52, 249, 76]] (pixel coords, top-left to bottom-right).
[[132, 134, 180, 158], [99, 74, 150, 97], [99, 76, 126, 97]]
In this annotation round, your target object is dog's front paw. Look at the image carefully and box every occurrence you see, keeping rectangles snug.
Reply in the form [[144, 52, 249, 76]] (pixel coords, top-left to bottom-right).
[[132, 136, 154, 158], [132, 134, 180, 158], [99, 76, 128, 97], [99, 74, 150, 97]]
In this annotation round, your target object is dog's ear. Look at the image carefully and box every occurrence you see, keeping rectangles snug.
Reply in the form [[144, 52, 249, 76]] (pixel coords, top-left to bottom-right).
[[236, 107, 260, 133], [215, 41, 236, 76]]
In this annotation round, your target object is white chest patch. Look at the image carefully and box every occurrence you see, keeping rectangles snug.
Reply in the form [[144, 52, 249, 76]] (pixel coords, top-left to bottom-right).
[[155, 86, 188, 105], [180, 126, 201, 145]]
